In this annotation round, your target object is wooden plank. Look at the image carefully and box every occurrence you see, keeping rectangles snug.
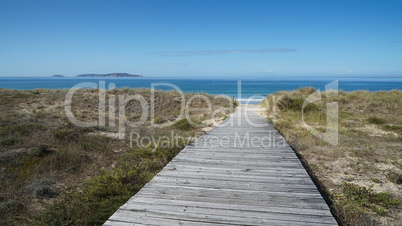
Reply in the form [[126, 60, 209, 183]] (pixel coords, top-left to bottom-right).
[[149, 176, 319, 191], [154, 173, 318, 186], [110, 209, 332, 226], [157, 169, 313, 180], [162, 164, 310, 175], [134, 193, 331, 211], [130, 196, 332, 216], [120, 202, 337, 224]]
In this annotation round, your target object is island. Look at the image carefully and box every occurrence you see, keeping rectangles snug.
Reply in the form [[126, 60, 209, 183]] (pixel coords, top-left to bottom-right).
[[51, 74, 65, 77], [76, 73, 143, 77]]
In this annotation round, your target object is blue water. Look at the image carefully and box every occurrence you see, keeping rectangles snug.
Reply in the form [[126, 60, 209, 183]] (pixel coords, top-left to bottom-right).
[[0, 77, 401, 104]]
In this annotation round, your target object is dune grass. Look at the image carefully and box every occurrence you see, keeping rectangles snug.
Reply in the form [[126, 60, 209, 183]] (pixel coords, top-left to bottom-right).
[[0, 88, 234, 225], [260, 88, 402, 225]]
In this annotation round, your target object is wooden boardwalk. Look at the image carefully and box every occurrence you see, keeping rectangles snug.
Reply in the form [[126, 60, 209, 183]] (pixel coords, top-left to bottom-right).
[[105, 106, 337, 225]]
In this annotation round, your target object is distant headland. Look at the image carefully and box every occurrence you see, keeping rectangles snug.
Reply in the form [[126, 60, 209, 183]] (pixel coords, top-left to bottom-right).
[[76, 73, 143, 77], [51, 73, 143, 78]]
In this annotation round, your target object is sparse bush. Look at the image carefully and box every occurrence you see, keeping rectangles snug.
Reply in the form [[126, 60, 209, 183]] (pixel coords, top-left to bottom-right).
[[303, 102, 320, 112], [298, 87, 316, 95], [340, 183, 401, 216], [276, 119, 293, 129], [171, 118, 195, 130], [288, 98, 305, 111], [387, 171, 402, 184], [52, 127, 80, 142], [79, 135, 112, 153], [21, 179, 56, 198], [0, 200, 24, 217], [276, 95, 320, 113], [41, 150, 91, 174], [0, 138, 20, 146], [31, 145, 52, 157], [82, 125, 108, 133], [366, 116, 386, 125], [0, 123, 47, 137], [153, 116, 166, 124], [382, 124, 402, 133]]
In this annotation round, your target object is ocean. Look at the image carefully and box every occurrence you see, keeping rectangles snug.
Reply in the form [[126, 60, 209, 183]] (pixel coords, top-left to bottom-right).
[[0, 77, 401, 104]]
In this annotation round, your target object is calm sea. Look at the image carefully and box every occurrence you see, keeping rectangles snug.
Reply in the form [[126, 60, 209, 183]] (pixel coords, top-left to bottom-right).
[[0, 77, 401, 104]]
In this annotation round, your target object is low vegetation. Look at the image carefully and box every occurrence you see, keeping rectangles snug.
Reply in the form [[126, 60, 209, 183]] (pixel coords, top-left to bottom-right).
[[261, 88, 402, 225], [0, 88, 235, 225]]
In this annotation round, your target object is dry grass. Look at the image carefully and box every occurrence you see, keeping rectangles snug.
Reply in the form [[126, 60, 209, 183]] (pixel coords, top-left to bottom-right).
[[261, 88, 402, 225], [0, 88, 234, 225]]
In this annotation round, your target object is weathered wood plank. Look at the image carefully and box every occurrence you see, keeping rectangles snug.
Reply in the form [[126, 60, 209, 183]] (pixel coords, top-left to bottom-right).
[[120, 202, 337, 224], [129, 197, 332, 216], [134, 193, 331, 210]]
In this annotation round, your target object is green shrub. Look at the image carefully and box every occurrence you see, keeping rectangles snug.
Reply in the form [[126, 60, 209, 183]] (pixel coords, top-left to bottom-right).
[[171, 118, 195, 130], [0, 123, 46, 137], [40, 150, 91, 174], [52, 128, 80, 142], [0, 138, 21, 146], [40, 147, 174, 225], [277, 96, 320, 113], [12, 93, 30, 99], [82, 126, 108, 133], [340, 183, 402, 216], [31, 145, 52, 157], [79, 135, 111, 153], [382, 124, 402, 133], [0, 200, 24, 217], [288, 98, 304, 111], [366, 116, 386, 125], [387, 171, 402, 184], [298, 87, 316, 95], [21, 179, 56, 198], [303, 102, 320, 112]]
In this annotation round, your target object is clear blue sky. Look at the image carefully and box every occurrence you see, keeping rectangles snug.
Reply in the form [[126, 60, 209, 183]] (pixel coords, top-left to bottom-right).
[[0, 0, 401, 78]]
